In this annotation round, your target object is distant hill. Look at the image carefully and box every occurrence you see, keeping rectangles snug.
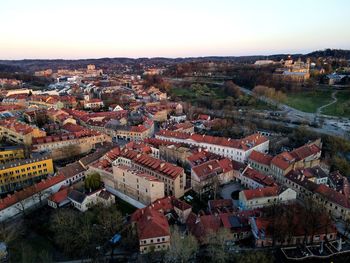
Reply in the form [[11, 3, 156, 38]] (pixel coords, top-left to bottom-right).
[[306, 49, 350, 59], [0, 49, 348, 73]]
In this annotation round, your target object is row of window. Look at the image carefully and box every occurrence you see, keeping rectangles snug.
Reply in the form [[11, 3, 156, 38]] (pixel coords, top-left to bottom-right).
[[0, 163, 47, 176]]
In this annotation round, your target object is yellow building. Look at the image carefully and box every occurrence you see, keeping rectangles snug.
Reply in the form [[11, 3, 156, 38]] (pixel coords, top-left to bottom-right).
[[0, 119, 46, 146], [0, 154, 54, 194], [0, 146, 25, 163]]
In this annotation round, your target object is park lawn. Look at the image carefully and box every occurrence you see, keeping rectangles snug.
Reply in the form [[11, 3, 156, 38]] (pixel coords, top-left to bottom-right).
[[285, 90, 333, 113], [322, 90, 350, 117]]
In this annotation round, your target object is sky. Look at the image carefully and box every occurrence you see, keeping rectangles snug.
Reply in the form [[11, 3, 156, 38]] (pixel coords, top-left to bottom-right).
[[0, 0, 349, 59]]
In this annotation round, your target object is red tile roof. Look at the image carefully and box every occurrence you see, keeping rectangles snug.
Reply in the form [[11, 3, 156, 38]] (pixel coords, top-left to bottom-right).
[[242, 167, 276, 187], [271, 152, 295, 170], [192, 159, 222, 180], [271, 142, 321, 170], [218, 158, 234, 173], [315, 184, 350, 208], [48, 186, 70, 203], [248, 150, 273, 166], [121, 149, 184, 179], [0, 118, 35, 135], [242, 186, 280, 201], [62, 123, 85, 132], [32, 129, 102, 145], [186, 213, 221, 242], [157, 130, 268, 151], [130, 125, 148, 133], [0, 175, 65, 211], [131, 196, 191, 240], [187, 150, 220, 166], [136, 208, 170, 240]]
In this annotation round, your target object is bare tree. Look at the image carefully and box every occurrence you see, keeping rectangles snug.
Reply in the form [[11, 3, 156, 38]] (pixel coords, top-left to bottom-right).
[[165, 226, 198, 263]]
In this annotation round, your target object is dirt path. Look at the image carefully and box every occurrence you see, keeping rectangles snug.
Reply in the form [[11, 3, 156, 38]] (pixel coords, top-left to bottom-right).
[[317, 90, 338, 115]]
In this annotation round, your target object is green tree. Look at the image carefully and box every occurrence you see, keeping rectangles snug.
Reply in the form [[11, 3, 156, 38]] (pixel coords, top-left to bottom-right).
[[85, 172, 101, 192]]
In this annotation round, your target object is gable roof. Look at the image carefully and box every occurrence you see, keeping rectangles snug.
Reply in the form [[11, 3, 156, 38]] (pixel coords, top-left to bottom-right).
[[0, 175, 65, 211], [242, 186, 280, 200], [68, 189, 86, 204], [248, 150, 273, 166]]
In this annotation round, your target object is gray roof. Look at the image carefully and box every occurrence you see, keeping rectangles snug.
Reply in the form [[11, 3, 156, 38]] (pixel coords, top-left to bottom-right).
[[58, 161, 85, 178], [68, 189, 86, 204], [79, 144, 114, 167], [98, 189, 112, 200], [0, 153, 50, 170]]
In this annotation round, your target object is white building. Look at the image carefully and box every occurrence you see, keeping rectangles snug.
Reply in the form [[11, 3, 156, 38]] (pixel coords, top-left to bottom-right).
[[68, 188, 114, 212], [0, 175, 66, 222], [156, 131, 269, 163], [238, 186, 296, 210]]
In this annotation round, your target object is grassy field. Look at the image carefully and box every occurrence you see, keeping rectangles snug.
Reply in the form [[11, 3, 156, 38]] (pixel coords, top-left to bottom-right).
[[322, 90, 350, 117], [285, 90, 333, 113]]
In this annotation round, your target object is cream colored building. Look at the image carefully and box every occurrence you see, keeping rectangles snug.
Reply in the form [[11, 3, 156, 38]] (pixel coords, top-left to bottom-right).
[[32, 132, 111, 160], [113, 164, 164, 205], [115, 150, 186, 198]]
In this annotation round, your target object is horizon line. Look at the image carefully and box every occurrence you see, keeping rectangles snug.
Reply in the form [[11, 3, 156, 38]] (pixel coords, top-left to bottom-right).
[[0, 48, 344, 61]]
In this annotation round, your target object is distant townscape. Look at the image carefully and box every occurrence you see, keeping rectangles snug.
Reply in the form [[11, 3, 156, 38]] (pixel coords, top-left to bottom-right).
[[1, 49, 350, 262]]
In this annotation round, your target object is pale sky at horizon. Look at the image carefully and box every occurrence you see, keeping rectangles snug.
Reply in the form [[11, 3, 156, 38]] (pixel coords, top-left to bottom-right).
[[0, 0, 349, 59]]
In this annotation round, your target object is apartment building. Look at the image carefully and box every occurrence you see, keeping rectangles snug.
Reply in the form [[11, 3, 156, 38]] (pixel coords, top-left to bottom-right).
[[191, 158, 234, 195], [248, 150, 272, 175], [0, 146, 25, 163], [32, 130, 111, 160], [239, 167, 276, 189], [131, 196, 192, 254], [270, 140, 321, 183], [0, 154, 54, 194], [238, 186, 296, 210], [113, 164, 164, 205], [156, 131, 269, 163], [115, 149, 186, 198], [0, 119, 46, 146], [283, 170, 350, 221]]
